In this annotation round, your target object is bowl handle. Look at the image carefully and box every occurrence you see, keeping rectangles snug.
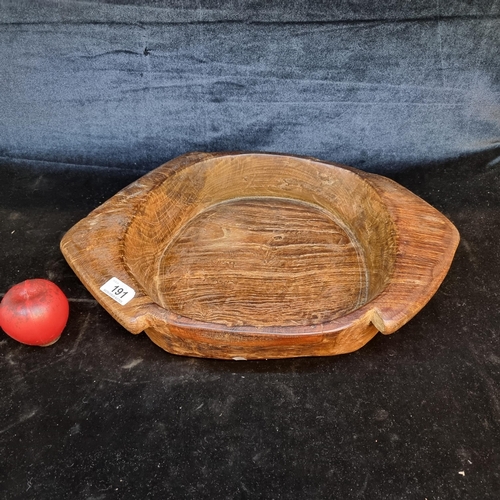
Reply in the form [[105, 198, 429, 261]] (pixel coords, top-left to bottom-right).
[[60, 152, 223, 334], [364, 173, 459, 334]]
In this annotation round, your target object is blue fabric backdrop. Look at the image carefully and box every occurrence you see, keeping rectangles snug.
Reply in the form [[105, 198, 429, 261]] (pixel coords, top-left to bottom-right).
[[1, 0, 499, 171]]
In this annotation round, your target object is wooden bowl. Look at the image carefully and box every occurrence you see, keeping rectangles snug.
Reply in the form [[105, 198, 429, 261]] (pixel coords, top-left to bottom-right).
[[61, 152, 459, 359]]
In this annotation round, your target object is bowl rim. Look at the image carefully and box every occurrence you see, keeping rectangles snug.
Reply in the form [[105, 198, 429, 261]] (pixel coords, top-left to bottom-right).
[[61, 151, 460, 341], [122, 151, 399, 327]]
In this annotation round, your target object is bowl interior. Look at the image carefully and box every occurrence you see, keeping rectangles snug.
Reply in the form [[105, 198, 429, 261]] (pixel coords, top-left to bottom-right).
[[124, 155, 397, 328]]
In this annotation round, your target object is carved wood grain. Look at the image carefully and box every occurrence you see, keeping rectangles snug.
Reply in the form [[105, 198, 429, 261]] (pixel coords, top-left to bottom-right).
[[61, 152, 459, 359]]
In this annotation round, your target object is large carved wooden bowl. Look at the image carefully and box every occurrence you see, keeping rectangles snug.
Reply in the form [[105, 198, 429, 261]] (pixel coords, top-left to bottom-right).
[[61, 152, 459, 359]]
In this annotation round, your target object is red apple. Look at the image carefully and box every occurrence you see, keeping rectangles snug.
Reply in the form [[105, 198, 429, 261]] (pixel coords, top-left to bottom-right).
[[0, 279, 69, 346]]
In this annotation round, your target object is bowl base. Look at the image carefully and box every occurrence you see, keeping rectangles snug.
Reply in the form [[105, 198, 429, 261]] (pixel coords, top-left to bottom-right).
[[157, 197, 368, 327]]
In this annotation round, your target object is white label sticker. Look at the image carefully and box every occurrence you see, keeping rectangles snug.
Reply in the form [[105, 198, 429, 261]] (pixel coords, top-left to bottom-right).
[[100, 277, 136, 305]]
